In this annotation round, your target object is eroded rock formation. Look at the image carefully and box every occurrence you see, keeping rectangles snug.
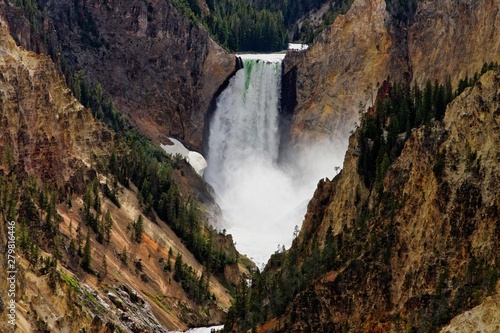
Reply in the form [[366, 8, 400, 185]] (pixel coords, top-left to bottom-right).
[[0, 14, 110, 185]]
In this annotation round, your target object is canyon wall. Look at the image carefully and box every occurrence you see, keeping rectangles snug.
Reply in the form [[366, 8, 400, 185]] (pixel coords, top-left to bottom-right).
[[0, 11, 240, 332], [0, 14, 110, 185], [4, 0, 237, 151], [284, 0, 500, 148], [255, 69, 500, 332]]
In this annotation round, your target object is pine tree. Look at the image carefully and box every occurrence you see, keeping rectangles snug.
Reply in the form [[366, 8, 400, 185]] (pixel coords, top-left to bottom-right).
[[30, 243, 40, 267], [45, 202, 53, 232], [53, 234, 62, 261], [18, 218, 28, 251], [234, 278, 249, 319], [2, 146, 14, 169], [174, 254, 184, 282], [102, 254, 108, 278], [121, 246, 128, 266], [96, 217, 104, 244], [134, 214, 144, 243], [82, 230, 92, 272], [168, 247, 173, 261], [199, 265, 211, 301], [77, 221, 83, 256], [413, 81, 423, 126], [69, 239, 77, 258], [434, 83, 446, 121]]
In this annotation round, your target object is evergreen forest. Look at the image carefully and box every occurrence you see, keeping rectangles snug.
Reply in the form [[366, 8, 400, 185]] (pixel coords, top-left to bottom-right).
[[174, 0, 352, 51]]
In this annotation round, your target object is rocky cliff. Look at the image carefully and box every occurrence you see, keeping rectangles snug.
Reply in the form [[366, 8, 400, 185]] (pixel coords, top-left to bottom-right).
[[230, 69, 500, 332], [284, 0, 500, 150], [0, 13, 110, 186], [4, 0, 237, 151], [284, 0, 394, 146], [0, 11, 242, 332]]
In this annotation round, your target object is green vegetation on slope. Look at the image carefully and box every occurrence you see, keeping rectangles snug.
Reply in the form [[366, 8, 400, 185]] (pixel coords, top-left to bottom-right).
[[253, 0, 332, 28], [9, 0, 241, 300], [358, 61, 499, 193], [172, 0, 288, 51], [204, 0, 288, 52], [255, 0, 353, 43], [107, 131, 237, 276], [174, 0, 354, 50]]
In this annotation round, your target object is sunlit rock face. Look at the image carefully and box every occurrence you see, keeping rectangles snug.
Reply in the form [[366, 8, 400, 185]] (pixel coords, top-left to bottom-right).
[[254, 70, 500, 332], [284, 0, 500, 153], [0, 15, 110, 185]]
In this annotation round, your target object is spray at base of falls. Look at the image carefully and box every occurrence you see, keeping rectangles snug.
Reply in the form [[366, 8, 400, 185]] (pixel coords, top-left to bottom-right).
[[205, 54, 345, 268]]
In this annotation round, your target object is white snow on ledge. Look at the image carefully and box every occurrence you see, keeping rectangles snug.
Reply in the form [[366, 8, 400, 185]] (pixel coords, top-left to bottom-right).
[[168, 325, 224, 333], [161, 138, 207, 176], [288, 43, 309, 51]]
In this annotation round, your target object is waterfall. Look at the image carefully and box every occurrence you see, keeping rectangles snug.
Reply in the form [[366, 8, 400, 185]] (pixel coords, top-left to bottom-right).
[[205, 55, 343, 267], [205, 58, 282, 191]]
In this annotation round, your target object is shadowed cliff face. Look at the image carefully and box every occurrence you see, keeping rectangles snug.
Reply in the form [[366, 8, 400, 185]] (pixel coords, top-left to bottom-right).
[[284, 0, 500, 149], [5, 0, 236, 151]]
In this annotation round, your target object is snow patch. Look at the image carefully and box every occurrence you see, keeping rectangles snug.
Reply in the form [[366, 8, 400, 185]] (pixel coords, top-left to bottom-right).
[[237, 52, 286, 63], [161, 138, 207, 176], [288, 43, 309, 51]]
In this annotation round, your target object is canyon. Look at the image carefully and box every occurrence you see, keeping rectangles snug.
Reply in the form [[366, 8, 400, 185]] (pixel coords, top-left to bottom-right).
[[240, 68, 500, 333], [0, 0, 499, 332]]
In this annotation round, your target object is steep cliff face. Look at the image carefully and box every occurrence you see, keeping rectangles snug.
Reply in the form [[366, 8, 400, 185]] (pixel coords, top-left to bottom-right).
[[252, 70, 500, 332], [409, 0, 500, 87], [0, 15, 107, 332], [284, 0, 395, 146], [284, 0, 500, 148], [0, 14, 110, 185], [5, 0, 236, 151]]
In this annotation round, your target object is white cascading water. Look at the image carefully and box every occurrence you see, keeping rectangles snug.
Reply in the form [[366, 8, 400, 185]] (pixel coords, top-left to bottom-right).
[[206, 59, 282, 184], [205, 55, 344, 267]]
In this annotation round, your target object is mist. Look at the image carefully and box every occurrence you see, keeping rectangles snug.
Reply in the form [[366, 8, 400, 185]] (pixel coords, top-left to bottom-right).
[[204, 56, 346, 268]]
